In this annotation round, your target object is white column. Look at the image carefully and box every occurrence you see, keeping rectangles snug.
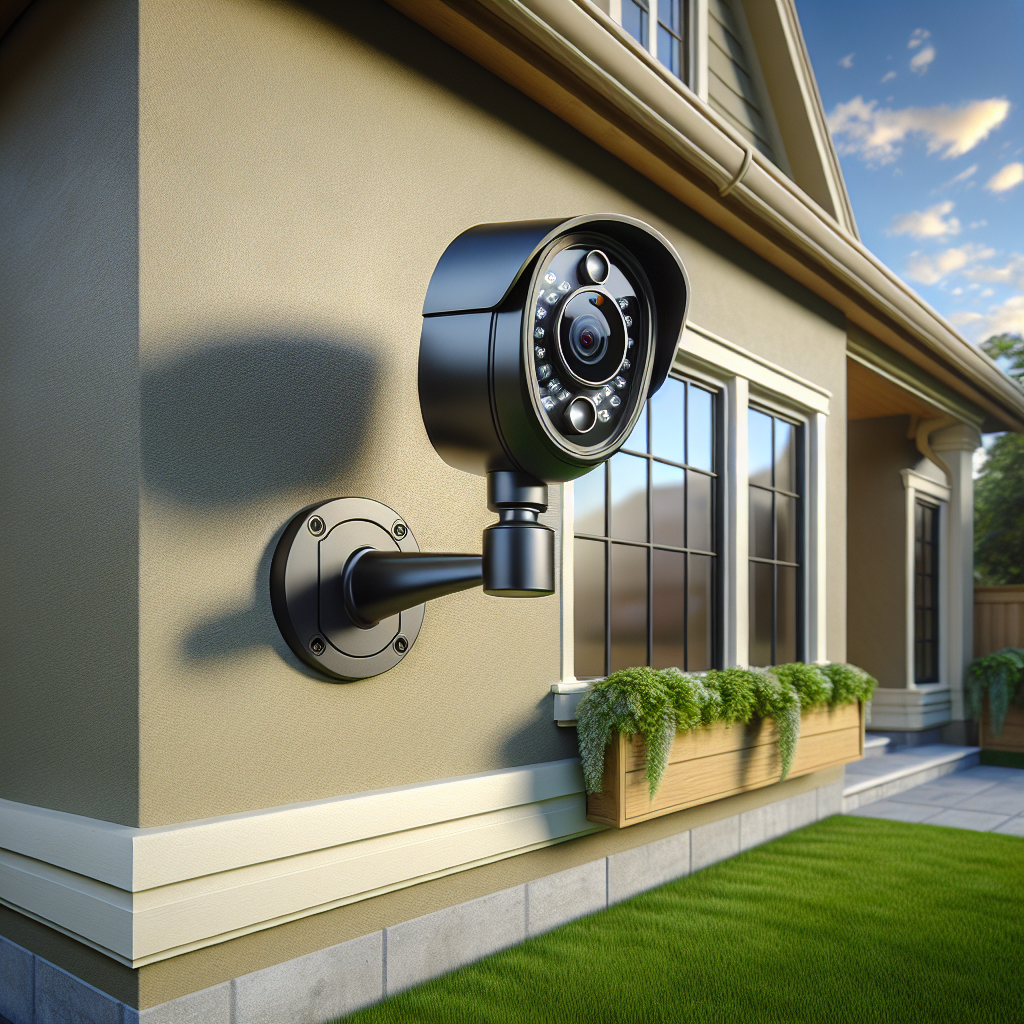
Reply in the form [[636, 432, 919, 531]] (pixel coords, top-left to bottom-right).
[[931, 423, 982, 722]]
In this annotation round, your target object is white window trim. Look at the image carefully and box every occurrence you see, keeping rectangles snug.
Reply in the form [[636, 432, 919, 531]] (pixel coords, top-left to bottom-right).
[[901, 469, 950, 691], [556, 322, 830, 708], [609, 0, 702, 92]]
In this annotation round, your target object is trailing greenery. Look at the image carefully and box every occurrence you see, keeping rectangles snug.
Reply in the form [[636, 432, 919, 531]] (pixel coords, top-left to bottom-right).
[[576, 662, 876, 798], [965, 647, 1024, 736]]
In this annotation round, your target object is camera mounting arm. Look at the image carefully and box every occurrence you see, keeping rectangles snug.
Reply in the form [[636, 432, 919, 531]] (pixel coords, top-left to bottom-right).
[[270, 472, 554, 680]]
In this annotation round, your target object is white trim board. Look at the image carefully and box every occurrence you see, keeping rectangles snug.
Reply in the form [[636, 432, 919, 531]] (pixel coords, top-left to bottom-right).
[[678, 323, 831, 415], [0, 760, 596, 967]]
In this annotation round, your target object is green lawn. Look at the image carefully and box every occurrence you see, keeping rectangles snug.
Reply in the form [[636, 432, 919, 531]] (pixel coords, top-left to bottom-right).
[[339, 816, 1023, 1024]]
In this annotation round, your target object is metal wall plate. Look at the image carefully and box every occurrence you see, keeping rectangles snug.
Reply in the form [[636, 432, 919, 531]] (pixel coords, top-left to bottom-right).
[[270, 497, 424, 680]]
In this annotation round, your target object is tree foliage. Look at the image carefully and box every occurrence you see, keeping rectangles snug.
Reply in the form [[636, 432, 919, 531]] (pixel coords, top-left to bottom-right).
[[981, 332, 1024, 382], [974, 431, 1024, 585]]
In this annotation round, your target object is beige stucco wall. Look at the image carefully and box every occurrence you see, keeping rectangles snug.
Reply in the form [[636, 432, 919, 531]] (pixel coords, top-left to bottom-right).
[[0, 0, 140, 824], [846, 415, 917, 688], [0, 0, 849, 830]]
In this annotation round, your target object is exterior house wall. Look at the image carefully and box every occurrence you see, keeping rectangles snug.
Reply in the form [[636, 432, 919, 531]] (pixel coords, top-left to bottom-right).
[[0, 0, 140, 824], [0, 0, 923, 1015], [847, 416, 916, 689]]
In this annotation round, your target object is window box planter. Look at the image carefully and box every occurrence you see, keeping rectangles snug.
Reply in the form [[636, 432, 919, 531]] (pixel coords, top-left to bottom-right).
[[587, 702, 864, 828], [980, 700, 1024, 754]]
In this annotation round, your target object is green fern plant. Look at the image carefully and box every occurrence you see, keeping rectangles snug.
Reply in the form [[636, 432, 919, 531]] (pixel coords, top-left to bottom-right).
[[965, 648, 1024, 736], [576, 662, 877, 798]]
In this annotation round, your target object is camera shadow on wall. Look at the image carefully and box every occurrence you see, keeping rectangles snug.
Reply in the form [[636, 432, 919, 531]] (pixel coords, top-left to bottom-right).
[[141, 334, 379, 674]]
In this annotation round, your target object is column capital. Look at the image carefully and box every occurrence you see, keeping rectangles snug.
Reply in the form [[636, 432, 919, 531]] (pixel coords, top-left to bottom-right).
[[930, 423, 982, 452]]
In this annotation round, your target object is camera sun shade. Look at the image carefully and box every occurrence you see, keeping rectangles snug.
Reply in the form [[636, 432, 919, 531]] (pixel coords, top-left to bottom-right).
[[271, 215, 689, 680]]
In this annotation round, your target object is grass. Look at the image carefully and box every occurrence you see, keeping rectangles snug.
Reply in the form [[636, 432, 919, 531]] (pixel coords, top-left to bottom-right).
[[339, 816, 1023, 1024]]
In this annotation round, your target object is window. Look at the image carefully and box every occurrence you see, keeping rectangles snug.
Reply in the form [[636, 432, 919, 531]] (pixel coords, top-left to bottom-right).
[[621, 0, 689, 85], [748, 408, 802, 666], [622, 0, 649, 50], [657, 0, 687, 81], [574, 376, 718, 678], [914, 499, 940, 683]]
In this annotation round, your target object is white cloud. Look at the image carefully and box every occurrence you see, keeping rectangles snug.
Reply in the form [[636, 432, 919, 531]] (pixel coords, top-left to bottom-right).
[[908, 28, 931, 49], [969, 220, 988, 229], [950, 295, 1024, 339], [888, 201, 961, 240], [910, 45, 936, 75], [962, 253, 1024, 290], [952, 287, 963, 295], [838, 52, 855, 69], [981, 288, 994, 297], [827, 97, 1011, 164], [934, 164, 978, 191], [904, 244, 996, 286], [985, 162, 1024, 193], [880, 71, 897, 83]]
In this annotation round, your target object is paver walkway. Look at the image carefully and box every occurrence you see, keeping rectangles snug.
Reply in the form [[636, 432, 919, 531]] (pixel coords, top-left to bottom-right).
[[846, 763, 1024, 834]]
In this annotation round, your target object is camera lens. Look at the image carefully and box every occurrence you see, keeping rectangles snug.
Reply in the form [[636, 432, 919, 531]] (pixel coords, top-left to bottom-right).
[[580, 249, 610, 285], [556, 288, 628, 387]]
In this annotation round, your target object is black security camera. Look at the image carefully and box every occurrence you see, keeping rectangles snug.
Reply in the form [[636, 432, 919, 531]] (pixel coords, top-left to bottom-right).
[[271, 215, 689, 679]]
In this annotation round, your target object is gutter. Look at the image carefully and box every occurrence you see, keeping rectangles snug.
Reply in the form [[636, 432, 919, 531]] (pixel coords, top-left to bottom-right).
[[386, 0, 1024, 432]]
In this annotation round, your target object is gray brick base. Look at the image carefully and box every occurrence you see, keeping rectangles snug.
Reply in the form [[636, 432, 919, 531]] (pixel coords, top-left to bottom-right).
[[0, 776, 841, 1024]]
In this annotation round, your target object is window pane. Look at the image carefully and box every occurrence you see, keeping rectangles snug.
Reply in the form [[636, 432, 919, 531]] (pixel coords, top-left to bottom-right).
[[687, 470, 713, 553], [776, 493, 797, 564], [651, 377, 684, 464], [652, 461, 684, 548], [687, 554, 713, 671], [574, 539, 606, 678], [749, 562, 773, 666], [663, 0, 681, 32], [749, 486, 773, 559], [777, 566, 798, 664], [622, 0, 648, 47], [774, 419, 796, 493], [611, 544, 648, 671], [687, 385, 713, 471], [652, 549, 685, 670], [574, 465, 605, 536], [657, 24, 679, 75], [610, 452, 648, 541], [625, 403, 648, 453], [748, 409, 773, 487]]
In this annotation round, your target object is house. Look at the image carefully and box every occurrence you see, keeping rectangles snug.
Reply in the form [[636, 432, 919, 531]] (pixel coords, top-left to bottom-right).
[[2, 1, 1022, 1021]]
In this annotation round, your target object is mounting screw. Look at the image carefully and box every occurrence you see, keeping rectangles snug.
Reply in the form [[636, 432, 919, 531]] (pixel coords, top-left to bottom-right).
[[392, 521, 408, 540], [308, 515, 326, 536], [309, 635, 326, 656], [393, 634, 409, 655]]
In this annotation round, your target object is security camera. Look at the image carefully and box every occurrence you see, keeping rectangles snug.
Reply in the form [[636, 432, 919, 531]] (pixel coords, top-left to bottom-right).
[[271, 215, 689, 680]]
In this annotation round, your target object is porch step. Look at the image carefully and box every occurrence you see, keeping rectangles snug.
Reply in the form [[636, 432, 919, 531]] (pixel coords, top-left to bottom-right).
[[842, 744, 981, 812], [862, 734, 891, 758]]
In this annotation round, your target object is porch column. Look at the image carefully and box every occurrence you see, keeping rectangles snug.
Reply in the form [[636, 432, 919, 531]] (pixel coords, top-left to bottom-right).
[[931, 423, 982, 725]]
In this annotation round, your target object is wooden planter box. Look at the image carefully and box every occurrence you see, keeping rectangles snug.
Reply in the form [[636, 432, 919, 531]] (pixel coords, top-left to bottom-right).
[[587, 702, 864, 828], [980, 699, 1024, 753]]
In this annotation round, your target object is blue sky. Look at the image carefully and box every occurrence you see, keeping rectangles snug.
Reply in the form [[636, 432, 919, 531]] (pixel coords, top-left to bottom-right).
[[795, 0, 1024, 345]]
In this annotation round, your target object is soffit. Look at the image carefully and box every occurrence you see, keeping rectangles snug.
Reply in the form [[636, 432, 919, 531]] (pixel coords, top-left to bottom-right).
[[385, 0, 1024, 432], [847, 358, 941, 422]]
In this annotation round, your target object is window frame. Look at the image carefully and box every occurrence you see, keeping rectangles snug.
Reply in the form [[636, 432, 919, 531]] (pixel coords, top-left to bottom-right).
[[912, 496, 941, 684], [614, 0, 696, 90], [746, 402, 806, 666], [571, 372, 724, 678]]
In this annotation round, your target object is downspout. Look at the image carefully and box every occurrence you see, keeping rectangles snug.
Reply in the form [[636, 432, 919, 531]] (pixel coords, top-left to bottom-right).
[[720, 145, 753, 197], [908, 415, 957, 482]]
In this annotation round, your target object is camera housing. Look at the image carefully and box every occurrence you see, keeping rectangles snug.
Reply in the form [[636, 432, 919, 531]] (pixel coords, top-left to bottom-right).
[[270, 215, 689, 680], [419, 214, 690, 483]]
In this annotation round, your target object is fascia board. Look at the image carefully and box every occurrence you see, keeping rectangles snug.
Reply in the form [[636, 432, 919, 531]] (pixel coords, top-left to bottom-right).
[[385, 0, 1024, 430]]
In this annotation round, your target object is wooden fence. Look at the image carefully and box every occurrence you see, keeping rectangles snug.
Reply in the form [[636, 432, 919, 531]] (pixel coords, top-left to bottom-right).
[[974, 585, 1024, 657]]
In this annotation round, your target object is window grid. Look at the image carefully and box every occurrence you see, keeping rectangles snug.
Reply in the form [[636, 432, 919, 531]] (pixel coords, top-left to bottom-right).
[[657, 0, 687, 81], [622, 0, 650, 50], [574, 376, 719, 678], [747, 407, 803, 666], [914, 500, 940, 684]]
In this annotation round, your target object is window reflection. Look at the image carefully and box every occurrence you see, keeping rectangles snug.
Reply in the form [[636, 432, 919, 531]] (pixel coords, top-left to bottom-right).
[[574, 376, 718, 676], [748, 409, 773, 487], [610, 453, 648, 542]]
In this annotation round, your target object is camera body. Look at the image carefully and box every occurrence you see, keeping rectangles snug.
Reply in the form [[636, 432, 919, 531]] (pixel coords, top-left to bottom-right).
[[271, 215, 689, 681], [419, 214, 690, 484]]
